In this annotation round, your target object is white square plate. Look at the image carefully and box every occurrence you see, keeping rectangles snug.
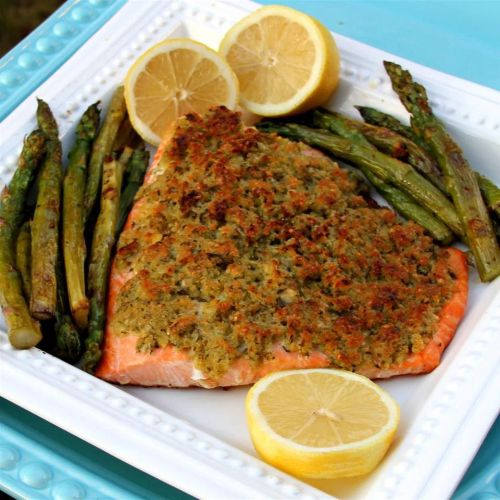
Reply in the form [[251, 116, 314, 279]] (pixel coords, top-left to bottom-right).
[[1, 1, 499, 498]]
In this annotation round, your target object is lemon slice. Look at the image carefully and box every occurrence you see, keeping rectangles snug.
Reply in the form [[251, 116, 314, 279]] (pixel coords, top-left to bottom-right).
[[124, 38, 239, 145], [246, 369, 399, 479], [219, 5, 340, 116]]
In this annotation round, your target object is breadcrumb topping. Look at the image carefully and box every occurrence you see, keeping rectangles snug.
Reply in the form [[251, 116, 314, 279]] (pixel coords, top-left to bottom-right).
[[111, 107, 455, 378]]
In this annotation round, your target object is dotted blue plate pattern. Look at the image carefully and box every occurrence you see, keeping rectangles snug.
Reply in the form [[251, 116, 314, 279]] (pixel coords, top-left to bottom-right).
[[452, 417, 500, 500], [0, 398, 192, 499], [0, 423, 107, 500], [0, 0, 126, 121], [0, 400, 497, 500]]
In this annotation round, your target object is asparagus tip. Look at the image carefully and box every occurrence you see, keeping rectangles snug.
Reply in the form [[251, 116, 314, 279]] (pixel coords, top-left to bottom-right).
[[80, 345, 102, 373]]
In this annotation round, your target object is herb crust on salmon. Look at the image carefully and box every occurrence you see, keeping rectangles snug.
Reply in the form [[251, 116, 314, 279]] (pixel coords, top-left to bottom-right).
[[96, 107, 468, 388]]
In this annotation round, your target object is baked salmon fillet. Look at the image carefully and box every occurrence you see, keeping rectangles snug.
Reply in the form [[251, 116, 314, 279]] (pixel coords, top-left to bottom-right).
[[96, 107, 468, 388]]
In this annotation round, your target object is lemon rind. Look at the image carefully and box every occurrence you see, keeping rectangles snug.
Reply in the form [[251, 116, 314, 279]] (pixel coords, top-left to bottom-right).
[[247, 368, 400, 453], [219, 5, 338, 116], [124, 38, 239, 145]]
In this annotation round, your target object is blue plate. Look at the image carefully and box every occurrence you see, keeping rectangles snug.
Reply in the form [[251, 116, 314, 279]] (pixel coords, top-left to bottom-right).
[[0, 398, 497, 499], [452, 417, 500, 500], [0, 0, 127, 121], [0, 398, 192, 499]]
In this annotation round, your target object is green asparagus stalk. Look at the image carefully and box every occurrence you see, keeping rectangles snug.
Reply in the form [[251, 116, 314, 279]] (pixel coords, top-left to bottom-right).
[[364, 127, 447, 193], [82, 156, 125, 373], [354, 121, 408, 158], [63, 103, 100, 330], [53, 253, 81, 362], [257, 121, 463, 237], [364, 169, 454, 244], [357, 105, 500, 217], [118, 146, 134, 174], [116, 144, 150, 236], [319, 109, 448, 193], [112, 115, 140, 153], [36, 98, 59, 140], [15, 221, 32, 300], [356, 106, 423, 145], [0, 130, 45, 348], [477, 174, 500, 220], [84, 86, 126, 220], [384, 61, 500, 281], [309, 110, 454, 244], [30, 100, 63, 320], [54, 314, 82, 362]]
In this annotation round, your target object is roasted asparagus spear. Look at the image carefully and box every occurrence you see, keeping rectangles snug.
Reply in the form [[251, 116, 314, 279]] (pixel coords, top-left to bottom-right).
[[310, 110, 454, 244], [384, 61, 500, 281], [15, 221, 32, 300], [63, 103, 100, 330], [357, 105, 500, 219], [54, 253, 81, 362], [116, 144, 149, 236], [317, 109, 447, 193], [257, 121, 463, 237], [36, 98, 58, 139], [356, 106, 423, 144], [477, 174, 500, 220], [118, 146, 134, 174], [30, 99, 63, 320], [112, 115, 140, 153], [82, 155, 125, 372], [366, 173, 454, 244], [0, 130, 45, 348], [84, 86, 126, 220]]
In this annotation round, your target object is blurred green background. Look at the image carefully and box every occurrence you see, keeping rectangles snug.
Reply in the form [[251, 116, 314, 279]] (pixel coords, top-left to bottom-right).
[[0, 0, 64, 56]]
